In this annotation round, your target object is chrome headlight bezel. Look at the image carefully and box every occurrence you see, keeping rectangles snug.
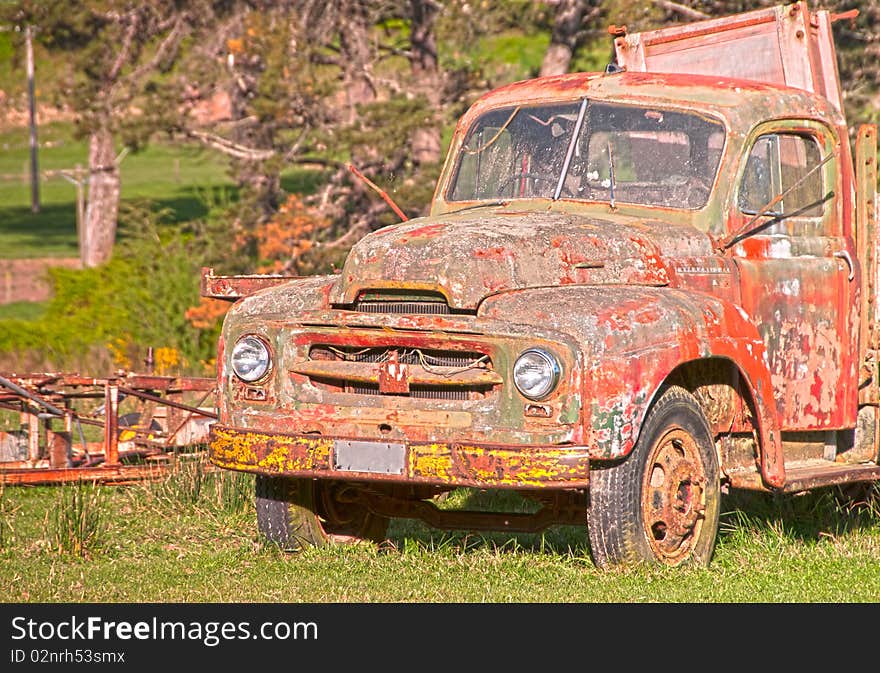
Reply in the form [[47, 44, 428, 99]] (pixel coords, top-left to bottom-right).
[[231, 334, 272, 383], [512, 348, 561, 400]]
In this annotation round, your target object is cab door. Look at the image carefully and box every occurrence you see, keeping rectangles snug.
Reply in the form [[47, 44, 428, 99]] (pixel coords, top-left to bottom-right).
[[727, 121, 858, 430]]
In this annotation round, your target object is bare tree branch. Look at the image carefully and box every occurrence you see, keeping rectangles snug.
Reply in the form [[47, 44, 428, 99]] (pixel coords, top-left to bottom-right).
[[652, 0, 709, 21], [121, 14, 190, 86], [318, 221, 370, 250], [283, 124, 312, 161], [185, 129, 276, 161], [107, 11, 139, 82]]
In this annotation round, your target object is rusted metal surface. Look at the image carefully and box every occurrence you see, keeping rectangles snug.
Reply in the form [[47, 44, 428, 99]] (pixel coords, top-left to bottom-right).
[[640, 427, 707, 563], [855, 124, 879, 407], [207, 1, 879, 515], [613, 1, 847, 113], [729, 460, 880, 493], [209, 424, 591, 489], [0, 463, 175, 486], [0, 372, 216, 485], [360, 490, 586, 532], [200, 267, 302, 302]]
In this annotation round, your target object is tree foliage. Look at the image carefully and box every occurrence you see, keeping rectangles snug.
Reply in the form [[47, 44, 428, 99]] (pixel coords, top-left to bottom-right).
[[1, 0, 877, 373]]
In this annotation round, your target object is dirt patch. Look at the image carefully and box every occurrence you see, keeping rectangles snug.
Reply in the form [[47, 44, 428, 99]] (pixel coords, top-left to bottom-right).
[[0, 257, 82, 304], [0, 98, 76, 133]]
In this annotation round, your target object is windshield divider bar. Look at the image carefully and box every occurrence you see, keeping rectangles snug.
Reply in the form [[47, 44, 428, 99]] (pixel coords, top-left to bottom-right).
[[554, 97, 589, 201]]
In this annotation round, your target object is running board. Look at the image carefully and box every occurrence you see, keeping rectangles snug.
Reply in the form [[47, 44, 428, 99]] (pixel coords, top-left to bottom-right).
[[729, 460, 880, 492]]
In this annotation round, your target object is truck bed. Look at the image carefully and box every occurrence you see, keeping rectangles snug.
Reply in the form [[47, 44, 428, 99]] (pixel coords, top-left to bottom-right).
[[613, 1, 848, 112]]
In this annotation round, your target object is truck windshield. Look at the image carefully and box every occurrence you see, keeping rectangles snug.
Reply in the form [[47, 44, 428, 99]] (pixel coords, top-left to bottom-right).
[[448, 100, 725, 209]]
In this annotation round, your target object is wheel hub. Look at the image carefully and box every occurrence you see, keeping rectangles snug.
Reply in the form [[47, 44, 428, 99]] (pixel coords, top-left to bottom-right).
[[641, 429, 708, 563]]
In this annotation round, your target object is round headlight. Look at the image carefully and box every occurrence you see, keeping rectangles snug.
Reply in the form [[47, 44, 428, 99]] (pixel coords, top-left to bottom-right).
[[513, 348, 561, 400], [231, 335, 271, 382]]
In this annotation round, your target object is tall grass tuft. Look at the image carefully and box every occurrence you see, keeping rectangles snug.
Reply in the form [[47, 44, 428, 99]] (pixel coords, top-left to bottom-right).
[[151, 455, 206, 507], [49, 480, 105, 557], [0, 483, 16, 551], [206, 468, 253, 514], [148, 452, 253, 514]]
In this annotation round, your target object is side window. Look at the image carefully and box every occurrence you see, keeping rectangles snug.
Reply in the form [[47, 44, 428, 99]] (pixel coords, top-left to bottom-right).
[[738, 133, 825, 219]]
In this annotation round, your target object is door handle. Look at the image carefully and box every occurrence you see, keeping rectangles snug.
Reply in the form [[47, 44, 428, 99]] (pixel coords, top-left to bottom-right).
[[834, 250, 854, 281]]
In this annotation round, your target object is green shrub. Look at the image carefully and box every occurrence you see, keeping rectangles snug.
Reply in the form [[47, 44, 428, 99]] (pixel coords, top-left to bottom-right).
[[0, 202, 224, 374]]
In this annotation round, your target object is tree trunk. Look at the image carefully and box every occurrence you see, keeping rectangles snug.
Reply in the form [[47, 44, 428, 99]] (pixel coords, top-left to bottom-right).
[[82, 127, 120, 268], [409, 0, 442, 165], [339, 1, 375, 124], [540, 0, 587, 77]]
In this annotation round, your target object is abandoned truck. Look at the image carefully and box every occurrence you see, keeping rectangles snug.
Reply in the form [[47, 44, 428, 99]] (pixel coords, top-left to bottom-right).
[[203, 1, 880, 567]]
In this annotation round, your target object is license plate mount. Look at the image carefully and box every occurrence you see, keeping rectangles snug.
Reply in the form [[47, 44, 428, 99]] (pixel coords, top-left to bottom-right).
[[332, 440, 407, 475]]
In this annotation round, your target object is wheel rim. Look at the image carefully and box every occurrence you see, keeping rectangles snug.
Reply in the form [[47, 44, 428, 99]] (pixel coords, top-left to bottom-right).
[[315, 482, 373, 540], [641, 428, 707, 564]]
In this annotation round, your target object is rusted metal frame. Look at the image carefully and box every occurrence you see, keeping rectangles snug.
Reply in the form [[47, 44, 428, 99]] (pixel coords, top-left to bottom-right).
[[0, 374, 66, 418], [163, 389, 214, 447], [855, 125, 878, 403], [1, 373, 216, 483], [729, 461, 880, 492], [200, 266, 301, 302], [361, 492, 584, 533], [70, 416, 103, 429], [49, 373, 213, 392], [27, 412, 39, 466], [116, 386, 218, 420], [121, 375, 214, 392], [0, 463, 171, 486], [290, 360, 503, 387], [103, 382, 120, 466]]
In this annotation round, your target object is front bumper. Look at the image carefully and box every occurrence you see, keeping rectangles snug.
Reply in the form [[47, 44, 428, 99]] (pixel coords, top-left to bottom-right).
[[209, 424, 590, 489]]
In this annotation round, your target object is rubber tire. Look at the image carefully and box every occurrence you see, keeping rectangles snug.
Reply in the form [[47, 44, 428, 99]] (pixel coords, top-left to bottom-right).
[[587, 386, 721, 568], [255, 476, 388, 551]]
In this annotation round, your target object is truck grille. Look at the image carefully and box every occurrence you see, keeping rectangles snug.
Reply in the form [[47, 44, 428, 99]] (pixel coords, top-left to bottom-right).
[[347, 383, 470, 400], [351, 291, 474, 315], [356, 300, 450, 315], [305, 345, 497, 400]]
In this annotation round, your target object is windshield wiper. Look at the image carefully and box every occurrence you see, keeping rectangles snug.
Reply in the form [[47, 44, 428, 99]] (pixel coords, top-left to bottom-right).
[[718, 153, 833, 250], [449, 200, 510, 214]]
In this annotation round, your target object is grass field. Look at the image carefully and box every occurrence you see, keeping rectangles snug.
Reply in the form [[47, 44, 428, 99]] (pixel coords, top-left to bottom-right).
[[1, 461, 878, 603], [0, 300, 47, 321], [0, 123, 236, 258]]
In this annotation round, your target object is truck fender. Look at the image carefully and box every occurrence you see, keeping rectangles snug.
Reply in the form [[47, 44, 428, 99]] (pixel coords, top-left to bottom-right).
[[479, 286, 785, 488], [586, 290, 784, 489]]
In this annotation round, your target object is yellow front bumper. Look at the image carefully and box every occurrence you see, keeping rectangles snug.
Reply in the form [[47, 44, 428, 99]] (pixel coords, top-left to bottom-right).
[[209, 424, 590, 489]]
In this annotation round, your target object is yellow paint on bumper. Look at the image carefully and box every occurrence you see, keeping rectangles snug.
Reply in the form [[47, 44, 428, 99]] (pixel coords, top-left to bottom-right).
[[209, 424, 590, 489]]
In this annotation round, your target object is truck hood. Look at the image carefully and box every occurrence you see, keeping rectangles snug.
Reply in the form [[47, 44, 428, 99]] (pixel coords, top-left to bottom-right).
[[329, 210, 713, 310]]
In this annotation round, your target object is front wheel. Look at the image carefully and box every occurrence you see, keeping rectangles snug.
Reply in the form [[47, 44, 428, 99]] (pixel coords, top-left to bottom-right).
[[255, 476, 389, 551], [587, 386, 721, 568]]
